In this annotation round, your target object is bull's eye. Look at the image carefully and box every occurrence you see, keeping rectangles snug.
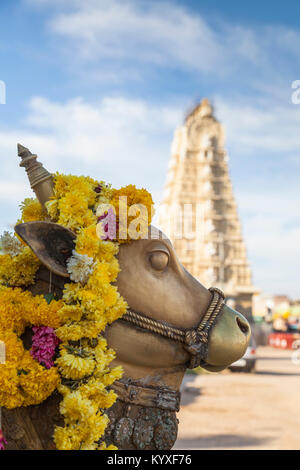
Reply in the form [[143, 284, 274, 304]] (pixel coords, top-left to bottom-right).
[[149, 250, 169, 271]]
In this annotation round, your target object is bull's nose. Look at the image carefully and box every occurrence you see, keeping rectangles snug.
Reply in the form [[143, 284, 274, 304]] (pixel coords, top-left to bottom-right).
[[236, 315, 250, 336], [204, 305, 251, 369]]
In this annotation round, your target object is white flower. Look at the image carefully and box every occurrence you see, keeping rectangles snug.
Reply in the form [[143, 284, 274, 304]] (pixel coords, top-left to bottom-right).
[[66, 250, 94, 284], [0, 231, 22, 256]]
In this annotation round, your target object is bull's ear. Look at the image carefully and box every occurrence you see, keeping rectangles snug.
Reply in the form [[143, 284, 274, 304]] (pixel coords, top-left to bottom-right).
[[15, 221, 76, 278]]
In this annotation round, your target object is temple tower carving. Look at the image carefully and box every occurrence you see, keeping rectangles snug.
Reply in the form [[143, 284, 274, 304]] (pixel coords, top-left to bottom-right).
[[159, 99, 257, 319]]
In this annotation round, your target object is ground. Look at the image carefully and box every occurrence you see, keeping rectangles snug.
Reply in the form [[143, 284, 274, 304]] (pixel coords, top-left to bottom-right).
[[174, 346, 300, 450]]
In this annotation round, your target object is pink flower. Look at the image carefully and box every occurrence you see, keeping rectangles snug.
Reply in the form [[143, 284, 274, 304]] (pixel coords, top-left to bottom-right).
[[30, 326, 60, 369], [0, 429, 7, 450]]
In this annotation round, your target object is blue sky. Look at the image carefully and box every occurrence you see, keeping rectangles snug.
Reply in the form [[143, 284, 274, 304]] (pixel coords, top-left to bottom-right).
[[0, 0, 299, 297]]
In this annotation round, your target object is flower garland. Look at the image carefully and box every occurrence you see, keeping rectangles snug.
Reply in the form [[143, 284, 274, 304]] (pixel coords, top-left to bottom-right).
[[0, 173, 154, 450], [0, 287, 62, 408]]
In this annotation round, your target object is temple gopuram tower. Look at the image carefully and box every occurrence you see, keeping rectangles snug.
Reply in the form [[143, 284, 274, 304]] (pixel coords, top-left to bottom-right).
[[159, 99, 257, 320]]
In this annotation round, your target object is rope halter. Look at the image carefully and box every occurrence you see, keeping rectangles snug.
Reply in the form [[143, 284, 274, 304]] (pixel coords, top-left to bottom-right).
[[121, 287, 225, 369]]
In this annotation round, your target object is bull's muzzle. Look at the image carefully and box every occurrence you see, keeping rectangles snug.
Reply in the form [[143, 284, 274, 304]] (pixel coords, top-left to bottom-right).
[[202, 305, 251, 372]]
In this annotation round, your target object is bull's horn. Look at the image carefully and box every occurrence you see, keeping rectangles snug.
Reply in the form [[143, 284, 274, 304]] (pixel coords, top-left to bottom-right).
[[18, 144, 54, 207]]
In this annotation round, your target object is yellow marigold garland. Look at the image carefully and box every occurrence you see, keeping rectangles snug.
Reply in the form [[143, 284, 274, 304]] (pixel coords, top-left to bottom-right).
[[0, 247, 40, 287], [19, 198, 47, 223], [0, 172, 154, 450], [0, 288, 62, 409]]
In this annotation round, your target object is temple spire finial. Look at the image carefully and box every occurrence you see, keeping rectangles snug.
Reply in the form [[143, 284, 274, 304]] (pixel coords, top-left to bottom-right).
[[199, 98, 213, 117]]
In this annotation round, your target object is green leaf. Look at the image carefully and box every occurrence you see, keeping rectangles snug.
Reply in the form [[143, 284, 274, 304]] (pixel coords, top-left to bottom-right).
[[44, 293, 55, 304]]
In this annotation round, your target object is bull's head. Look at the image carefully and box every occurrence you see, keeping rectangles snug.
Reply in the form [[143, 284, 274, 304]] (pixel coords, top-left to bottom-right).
[[15, 220, 250, 394], [16, 143, 250, 392]]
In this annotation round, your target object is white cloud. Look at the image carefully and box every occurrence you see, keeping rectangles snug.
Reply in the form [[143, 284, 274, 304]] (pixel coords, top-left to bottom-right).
[[25, 0, 282, 76], [0, 94, 182, 230], [22, 95, 183, 170], [23, 0, 300, 83], [47, 0, 222, 71], [0, 182, 30, 203], [215, 97, 300, 154], [236, 190, 300, 297]]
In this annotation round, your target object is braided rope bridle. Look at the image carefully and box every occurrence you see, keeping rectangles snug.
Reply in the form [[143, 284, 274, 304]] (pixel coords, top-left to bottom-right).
[[121, 287, 225, 369]]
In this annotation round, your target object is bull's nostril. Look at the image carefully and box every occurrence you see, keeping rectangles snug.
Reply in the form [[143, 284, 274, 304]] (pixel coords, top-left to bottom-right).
[[236, 316, 249, 335]]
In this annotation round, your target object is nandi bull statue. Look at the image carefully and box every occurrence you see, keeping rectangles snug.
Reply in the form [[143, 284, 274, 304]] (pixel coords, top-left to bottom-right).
[[1, 145, 250, 450]]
